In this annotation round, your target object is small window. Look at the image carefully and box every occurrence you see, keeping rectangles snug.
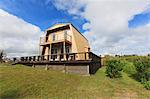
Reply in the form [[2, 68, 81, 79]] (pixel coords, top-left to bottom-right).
[[66, 46, 70, 54], [64, 30, 67, 39], [52, 33, 55, 41]]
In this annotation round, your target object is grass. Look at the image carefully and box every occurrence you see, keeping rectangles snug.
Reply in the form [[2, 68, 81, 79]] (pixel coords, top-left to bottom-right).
[[0, 63, 150, 99]]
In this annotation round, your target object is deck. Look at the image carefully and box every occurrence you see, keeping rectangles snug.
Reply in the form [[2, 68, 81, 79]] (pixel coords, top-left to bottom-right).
[[13, 52, 101, 74]]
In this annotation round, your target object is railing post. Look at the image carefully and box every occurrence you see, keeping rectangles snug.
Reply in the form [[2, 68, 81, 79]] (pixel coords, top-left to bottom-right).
[[20, 57, 24, 61], [66, 54, 69, 61], [26, 57, 28, 61], [29, 57, 31, 61], [33, 56, 36, 61], [59, 54, 61, 61], [37, 56, 39, 61], [85, 53, 87, 60], [89, 52, 92, 60], [72, 53, 75, 60], [47, 55, 49, 61], [13, 58, 16, 62], [42, 55, 44, 61]]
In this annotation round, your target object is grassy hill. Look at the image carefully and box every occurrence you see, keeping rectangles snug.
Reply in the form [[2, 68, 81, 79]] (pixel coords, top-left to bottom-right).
[[0, 63, 150, 99]]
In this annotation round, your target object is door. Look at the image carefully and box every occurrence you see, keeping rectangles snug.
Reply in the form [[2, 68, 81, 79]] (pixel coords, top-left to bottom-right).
[[66, 46, 70, 54], [66, 46, 70, 60], [51, 48, 58, 60]]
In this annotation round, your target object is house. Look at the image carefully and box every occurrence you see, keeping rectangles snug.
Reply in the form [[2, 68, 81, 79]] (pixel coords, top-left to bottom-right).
[[15, 23, 101, 75], [39, 23, 90, 61]]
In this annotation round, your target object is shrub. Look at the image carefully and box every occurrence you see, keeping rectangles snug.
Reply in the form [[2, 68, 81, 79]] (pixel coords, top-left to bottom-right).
[[134, 57, 150, 83], [123, 61, 136, 75], [106, 59, 125, 78], [144, 81, 150, 90]]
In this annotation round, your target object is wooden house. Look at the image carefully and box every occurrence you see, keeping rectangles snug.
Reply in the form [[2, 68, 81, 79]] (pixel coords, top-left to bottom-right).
[[15, 23, 101, 75]]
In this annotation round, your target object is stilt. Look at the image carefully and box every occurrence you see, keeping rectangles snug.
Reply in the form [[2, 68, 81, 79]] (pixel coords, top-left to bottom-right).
[[32, 64, 35, 68], [45, 64, 48, 70], [49, 44, 52, 60], [63, 42, 66, 60]]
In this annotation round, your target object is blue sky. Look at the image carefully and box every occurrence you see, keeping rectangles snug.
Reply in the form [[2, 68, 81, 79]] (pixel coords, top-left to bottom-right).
[[0, 0, 87, 32], [0, 0, 149, 32], [129, 11, 150, 28], [0, 0, 150, 56]]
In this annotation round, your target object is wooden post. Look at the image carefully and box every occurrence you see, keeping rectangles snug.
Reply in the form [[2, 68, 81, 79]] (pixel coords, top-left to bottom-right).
[[32, 64, 35, 68], [49, 44, 51, 60], [45, 64, 48, 70], [73, 53, 75, 60], [63, 42, 66, 60], [85, 53, 87, 60]]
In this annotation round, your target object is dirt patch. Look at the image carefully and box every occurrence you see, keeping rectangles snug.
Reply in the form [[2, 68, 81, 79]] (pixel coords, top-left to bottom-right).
[[113, 89, 139, 99]]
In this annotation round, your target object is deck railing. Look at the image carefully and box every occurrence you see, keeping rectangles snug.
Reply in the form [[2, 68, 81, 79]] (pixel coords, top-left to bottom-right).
[[40, 32, 72, 45], [13, 52, 100, 63]]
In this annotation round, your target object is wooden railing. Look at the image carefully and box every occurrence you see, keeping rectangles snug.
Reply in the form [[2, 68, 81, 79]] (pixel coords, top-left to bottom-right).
[[13, 52, 100, 63], [40, 32, 72, 45]]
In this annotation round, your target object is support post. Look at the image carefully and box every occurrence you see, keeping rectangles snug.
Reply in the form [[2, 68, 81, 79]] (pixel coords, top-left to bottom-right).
[[85, 53, 87, 60], [32, 64, 35, 68], [45, 64, 48, 70], [49, 44, 51, 60], [63, 42, 66, 60]]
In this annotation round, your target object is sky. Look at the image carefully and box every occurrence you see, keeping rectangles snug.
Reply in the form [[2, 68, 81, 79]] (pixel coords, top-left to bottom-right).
[[0, 0, 150, 57]]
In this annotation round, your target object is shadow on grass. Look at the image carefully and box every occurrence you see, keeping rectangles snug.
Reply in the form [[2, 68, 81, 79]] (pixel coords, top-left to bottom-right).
[[129, 73, 141, 82], [0, 89, 20, 99]]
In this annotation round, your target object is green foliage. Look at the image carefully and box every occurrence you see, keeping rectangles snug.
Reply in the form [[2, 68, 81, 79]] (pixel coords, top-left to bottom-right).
[[105, 56, 150, 90], [123, 61, 136, 75], [144, 81, 150, 90], [106, 59, 125, 78], [134, 57, 150, 83]]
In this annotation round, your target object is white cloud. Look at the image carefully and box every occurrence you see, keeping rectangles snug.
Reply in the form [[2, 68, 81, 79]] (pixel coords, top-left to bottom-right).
[[53, 0, 150, 55], [51, 0, 86, 17], [0, 9, 42, 57]]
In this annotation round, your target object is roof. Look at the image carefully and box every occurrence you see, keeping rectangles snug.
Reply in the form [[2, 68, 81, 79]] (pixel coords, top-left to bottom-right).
[[46, 23, 70, 31]]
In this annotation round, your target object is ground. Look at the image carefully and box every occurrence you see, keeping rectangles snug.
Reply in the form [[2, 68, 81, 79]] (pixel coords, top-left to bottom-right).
[[0, 63, 150, 99]]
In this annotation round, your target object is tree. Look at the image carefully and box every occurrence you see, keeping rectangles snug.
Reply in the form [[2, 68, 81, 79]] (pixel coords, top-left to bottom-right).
[[134, 57, 150, 83], [106, 59, 125, 78], [0, 50, 6, 62]]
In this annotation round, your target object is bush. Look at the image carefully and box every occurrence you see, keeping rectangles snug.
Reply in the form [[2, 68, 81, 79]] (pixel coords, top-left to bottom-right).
[[106, 59, 125, 78], [123, 61, 136, 75], [134, 57, 150, 83], [144, 81, 150, 90]]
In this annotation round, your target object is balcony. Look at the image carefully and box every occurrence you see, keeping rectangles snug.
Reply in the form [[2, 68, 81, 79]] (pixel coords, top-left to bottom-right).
[[40, 32, 72, 46]]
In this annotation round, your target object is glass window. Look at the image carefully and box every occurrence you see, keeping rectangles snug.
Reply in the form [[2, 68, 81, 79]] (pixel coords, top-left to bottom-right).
[[66, 46, 70, 54], [52, 33, 55, 41], [64, 30, 67, 39]]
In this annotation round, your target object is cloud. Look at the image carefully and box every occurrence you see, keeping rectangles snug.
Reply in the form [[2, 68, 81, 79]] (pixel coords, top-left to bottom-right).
[[0, 9, 42, 57], [51, 0, 86, 17], [53, 0, 150, 55]]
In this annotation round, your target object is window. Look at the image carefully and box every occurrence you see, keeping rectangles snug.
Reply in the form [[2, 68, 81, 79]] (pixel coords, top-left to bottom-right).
[[51, 48, 58, 60], [52, 33, 55, 41], [64, 30, 67, 40], [66, 46, 70, 54]]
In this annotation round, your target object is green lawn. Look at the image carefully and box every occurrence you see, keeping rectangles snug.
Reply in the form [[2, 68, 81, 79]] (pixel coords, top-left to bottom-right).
[[0, 63, 149, 99]]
